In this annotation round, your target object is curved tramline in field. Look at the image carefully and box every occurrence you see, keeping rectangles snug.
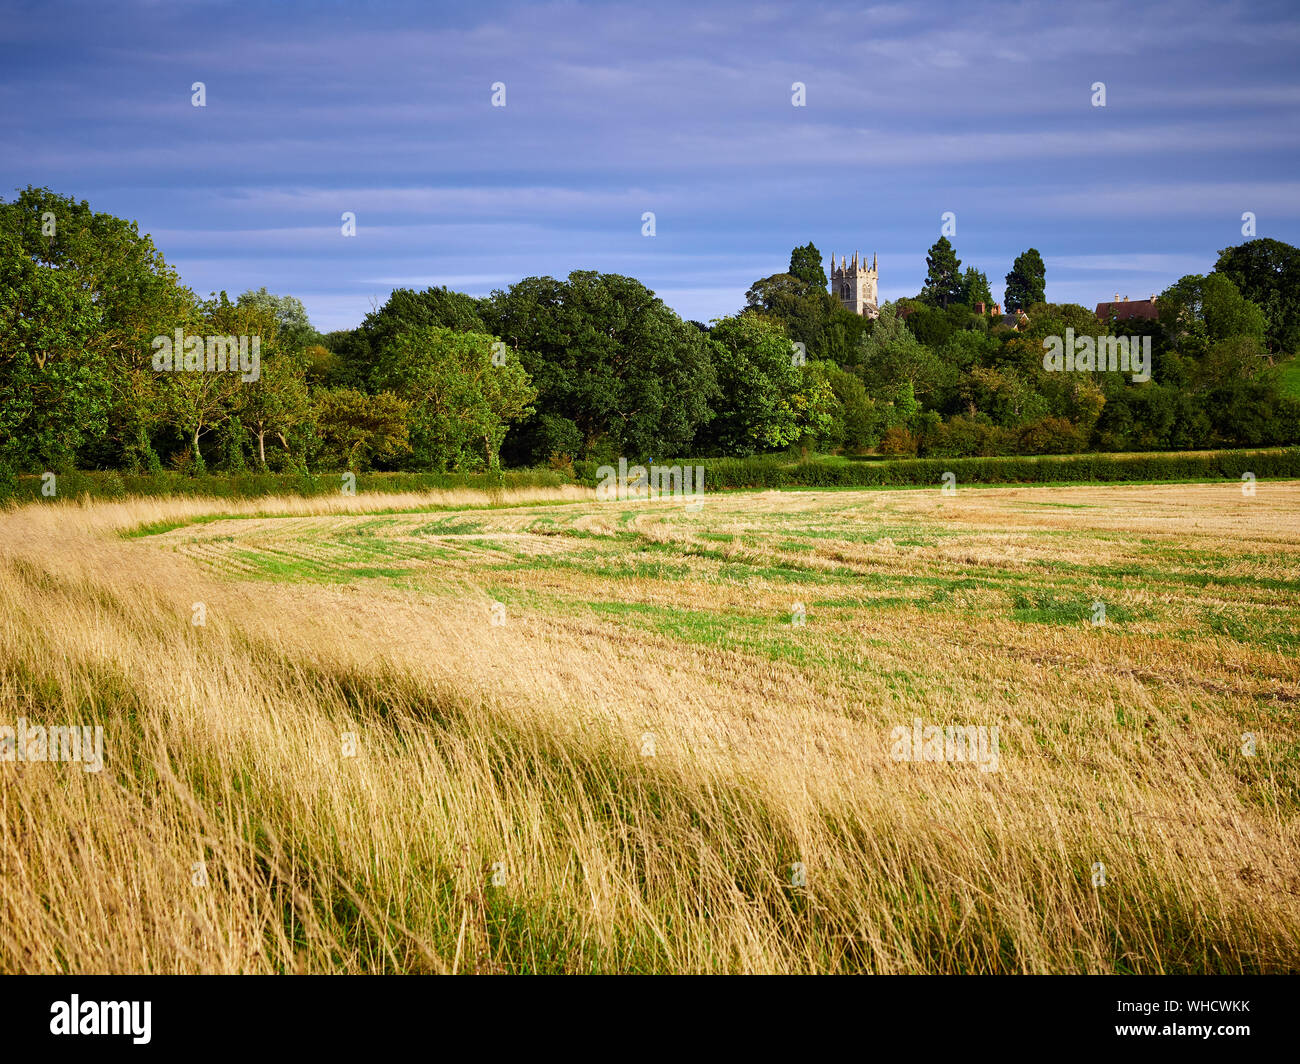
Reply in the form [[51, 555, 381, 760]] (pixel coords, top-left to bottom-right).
[[1, 481, 1297, 974]]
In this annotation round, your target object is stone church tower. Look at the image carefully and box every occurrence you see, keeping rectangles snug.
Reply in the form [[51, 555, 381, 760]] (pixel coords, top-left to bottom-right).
[[829, 251, 879, 318]]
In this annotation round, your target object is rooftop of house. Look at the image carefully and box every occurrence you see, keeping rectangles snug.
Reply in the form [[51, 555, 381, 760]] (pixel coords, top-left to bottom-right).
[[1095, 294, 1159, 321]]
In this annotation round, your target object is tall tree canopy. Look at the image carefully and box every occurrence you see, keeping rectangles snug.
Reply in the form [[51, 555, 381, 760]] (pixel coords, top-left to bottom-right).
[[787, 241, 827, 290], [745, 242, 872, 364], [367, 325, 536, 471], [1157, 273, 1267, 358], [1213, 238, 1300, 355], [1004, 249, 1046, 312], [702, 313, 807, 455], [330, 285, 490, 387], [921, 237, 963, 307], [0, 186, 193, 471], [960, 267, 993, 308], [236, 288, 317, 352], [481, 271, 717, 463]]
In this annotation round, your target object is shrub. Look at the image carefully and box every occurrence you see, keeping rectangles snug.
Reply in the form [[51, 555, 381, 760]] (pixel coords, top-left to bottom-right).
[[1017, 417, 1085, 455], [547, 452, 577, 480], [878, 426, 919, 456]]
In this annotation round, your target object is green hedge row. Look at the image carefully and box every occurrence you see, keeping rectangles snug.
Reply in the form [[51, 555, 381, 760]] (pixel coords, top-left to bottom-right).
[[0, 468, 570, 503], [4, 449, 1295, 504], [578, 448, 1300, 489]]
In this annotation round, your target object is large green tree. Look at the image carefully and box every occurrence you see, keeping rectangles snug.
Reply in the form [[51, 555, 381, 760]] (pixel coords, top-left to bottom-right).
[[237, 288, 317, 353], [157, 292, 270, 470], [0, 186, 193, 470], [1158, 273, 1267, 359], [368, 325, 536, 471], [234, 346, 312, 469], [745, 243, 871, 364], [1213, 238, 1300, 355], [787, 242, 827, 290], [822, 365, 882, 452], [482, 271, 716, 463], [745, 272, 833, 355], [0, 222, 103, 469], [1004, 249, 1046, 312], [921, 237, 963, 307], [960, 267, 993, 308], [329, 286, 490, 388], [858, 303, 945, 406], [702, 313, 806, 455]]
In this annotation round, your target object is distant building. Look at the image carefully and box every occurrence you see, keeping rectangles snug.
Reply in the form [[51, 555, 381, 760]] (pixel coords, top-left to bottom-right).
[[975, 301, 1024, 328], [1095, 293, 1158, 323], [829, 251, 879, 318]]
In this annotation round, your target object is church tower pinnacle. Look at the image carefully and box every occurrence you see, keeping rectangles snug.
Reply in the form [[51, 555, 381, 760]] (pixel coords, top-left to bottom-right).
[[828, 248, 879, 319]]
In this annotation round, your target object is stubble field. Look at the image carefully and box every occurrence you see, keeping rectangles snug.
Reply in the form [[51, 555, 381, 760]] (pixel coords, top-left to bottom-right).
[[2, 480, 1297, 973]]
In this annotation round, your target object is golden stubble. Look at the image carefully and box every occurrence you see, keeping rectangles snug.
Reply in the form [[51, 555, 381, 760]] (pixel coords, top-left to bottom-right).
[[1, 482, 1297, 973]]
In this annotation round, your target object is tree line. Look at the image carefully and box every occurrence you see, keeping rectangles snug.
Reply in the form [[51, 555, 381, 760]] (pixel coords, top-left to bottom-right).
[[2, 185, 1297, 476]]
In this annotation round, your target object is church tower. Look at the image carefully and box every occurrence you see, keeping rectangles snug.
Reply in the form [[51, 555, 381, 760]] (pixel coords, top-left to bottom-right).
[[829, 251, 879, 318]]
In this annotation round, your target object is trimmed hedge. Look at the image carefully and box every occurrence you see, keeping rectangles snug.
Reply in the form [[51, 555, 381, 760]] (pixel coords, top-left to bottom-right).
[[577, 448, 1300, 489], [4, 449, 1296, 503], [0, 468, 570, 504]]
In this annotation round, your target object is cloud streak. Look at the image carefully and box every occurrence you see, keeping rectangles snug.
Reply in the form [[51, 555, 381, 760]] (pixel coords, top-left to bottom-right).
[[2, 0, 1296, 331]]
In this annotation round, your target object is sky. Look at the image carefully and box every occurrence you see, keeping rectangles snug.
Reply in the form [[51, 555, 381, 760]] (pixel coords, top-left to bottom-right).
[[2, 0, 1299, 333]]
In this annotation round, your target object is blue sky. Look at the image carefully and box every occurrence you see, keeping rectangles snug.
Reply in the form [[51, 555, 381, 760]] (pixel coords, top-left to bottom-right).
[[3, 0, 1298, 332]]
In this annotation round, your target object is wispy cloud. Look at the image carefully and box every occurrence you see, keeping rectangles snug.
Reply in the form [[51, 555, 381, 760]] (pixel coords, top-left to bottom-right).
[[2, 0, 1296, 327]]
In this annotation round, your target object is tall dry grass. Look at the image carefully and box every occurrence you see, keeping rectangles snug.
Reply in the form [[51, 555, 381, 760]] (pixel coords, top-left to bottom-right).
[[1, 485, 1297, 973]]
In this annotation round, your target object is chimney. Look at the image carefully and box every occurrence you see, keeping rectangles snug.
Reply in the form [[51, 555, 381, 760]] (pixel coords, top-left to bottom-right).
[[1123, 295, 1128, 301], [975, 302, 986, 314], [1114, 293, 1119, 302], [1149, 293, 1155, 302]]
